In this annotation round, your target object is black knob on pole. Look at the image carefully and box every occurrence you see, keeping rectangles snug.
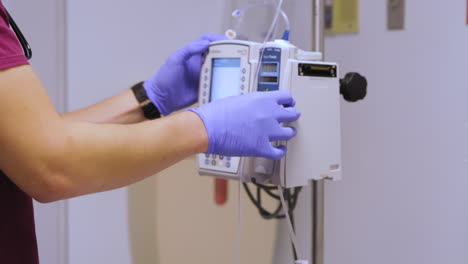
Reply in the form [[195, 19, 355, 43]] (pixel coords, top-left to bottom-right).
[[340, 72, 367, 102]]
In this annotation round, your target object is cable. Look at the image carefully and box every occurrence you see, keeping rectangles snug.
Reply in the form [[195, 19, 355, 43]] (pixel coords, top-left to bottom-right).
[[243, 183, 283, 219], [257, 183, 279, 203], [5, 9, 32, 60], [243, 182, 302, 219], [287, 189, 298, 261]]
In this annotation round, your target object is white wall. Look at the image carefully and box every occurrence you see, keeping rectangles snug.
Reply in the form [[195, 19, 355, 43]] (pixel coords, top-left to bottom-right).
[[66, 1, 225, 263], [324, 1, 468, 263]]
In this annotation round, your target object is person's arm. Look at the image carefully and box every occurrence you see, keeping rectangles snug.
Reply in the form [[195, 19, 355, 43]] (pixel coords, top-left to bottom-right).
[[0, 65, 208, 203], [60, 89, 146, 124], [61, 33, 228, 125]]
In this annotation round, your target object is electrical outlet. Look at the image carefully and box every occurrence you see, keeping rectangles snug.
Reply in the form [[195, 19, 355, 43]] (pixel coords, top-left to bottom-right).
[[388, 0, 405, 30]]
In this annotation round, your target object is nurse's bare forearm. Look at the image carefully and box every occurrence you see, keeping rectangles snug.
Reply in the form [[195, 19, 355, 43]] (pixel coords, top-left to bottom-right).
[[7, 111, 207, 203], [54, 111, 207, 200], [61, 89, 146, 124], [0, 65, 207, 202]]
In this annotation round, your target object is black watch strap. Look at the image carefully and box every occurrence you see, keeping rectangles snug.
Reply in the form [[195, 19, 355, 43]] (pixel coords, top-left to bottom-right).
[[131, 81, 161, 120]]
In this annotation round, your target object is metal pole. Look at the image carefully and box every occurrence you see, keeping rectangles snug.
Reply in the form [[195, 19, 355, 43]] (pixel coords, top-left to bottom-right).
[[312, 0, 325, 54], [311, 180, 325, 264], [311, 1, 325, 264]]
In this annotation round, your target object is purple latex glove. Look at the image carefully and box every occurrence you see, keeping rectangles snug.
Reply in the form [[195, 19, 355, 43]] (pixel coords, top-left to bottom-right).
[[190, 90, 301, 160], [144, 33, 226, 116]]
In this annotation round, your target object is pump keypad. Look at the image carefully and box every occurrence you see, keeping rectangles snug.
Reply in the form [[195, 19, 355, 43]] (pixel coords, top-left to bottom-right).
[[199, 154, 240, 174]]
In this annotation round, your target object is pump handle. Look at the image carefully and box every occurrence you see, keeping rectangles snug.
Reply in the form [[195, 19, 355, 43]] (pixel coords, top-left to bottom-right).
[[340, 72, 367, 102]]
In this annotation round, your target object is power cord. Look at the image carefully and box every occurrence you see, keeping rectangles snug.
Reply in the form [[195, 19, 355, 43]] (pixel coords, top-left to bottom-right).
[[243, 182, 302, 219]]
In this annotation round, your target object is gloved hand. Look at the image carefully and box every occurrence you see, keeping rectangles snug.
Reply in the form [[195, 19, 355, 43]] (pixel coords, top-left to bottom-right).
[[190, 90, 301, 160], [144, 33, 226, 116]]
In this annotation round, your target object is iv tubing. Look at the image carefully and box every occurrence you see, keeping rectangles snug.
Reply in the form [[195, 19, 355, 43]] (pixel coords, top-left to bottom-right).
[[262, 0, 285, 42], [234, 2, 287, 263], [234, 178, 242, 264], [278, 186, 302, 260], [233, 0, 290, 32], [252, 0, 285, 91]]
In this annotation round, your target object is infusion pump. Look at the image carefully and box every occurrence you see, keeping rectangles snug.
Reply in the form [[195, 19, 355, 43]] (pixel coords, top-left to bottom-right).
[[196, 39, 365, 188]]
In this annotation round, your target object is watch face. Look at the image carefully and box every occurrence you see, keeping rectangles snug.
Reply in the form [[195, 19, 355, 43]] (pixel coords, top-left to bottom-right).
[[142, 102, 161, 119], [132, 82, 148, 103]]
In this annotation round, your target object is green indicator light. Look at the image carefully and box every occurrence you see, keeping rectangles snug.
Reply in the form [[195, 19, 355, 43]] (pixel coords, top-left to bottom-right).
[[264, 88, 269, 91]]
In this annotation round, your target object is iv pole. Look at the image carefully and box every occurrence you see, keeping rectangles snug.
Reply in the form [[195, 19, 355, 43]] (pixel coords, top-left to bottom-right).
[[311, 0, 325, 264], [309, 1, 367, 263]]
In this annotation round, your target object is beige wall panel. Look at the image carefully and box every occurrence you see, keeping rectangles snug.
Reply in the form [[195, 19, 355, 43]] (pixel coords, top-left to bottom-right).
[[129, 157, 279, 264]]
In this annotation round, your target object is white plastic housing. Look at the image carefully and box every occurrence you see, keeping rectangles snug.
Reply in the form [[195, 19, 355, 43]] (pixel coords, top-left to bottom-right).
[[197, 40, 342, 187]]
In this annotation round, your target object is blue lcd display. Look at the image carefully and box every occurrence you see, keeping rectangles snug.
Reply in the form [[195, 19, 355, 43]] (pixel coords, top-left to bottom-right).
[[210, 58, 241, 102], [258, 48, 281, 91]]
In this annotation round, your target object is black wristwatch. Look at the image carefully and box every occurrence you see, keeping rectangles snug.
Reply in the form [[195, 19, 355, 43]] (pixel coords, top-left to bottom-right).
[[131, 81, 161, 120]]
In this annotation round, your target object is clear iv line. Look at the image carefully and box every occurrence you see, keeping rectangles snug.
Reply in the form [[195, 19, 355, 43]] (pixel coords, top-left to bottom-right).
[[278, 186, 302, 261], [253, 0, 285, 96], [234, 178, 242, 264], [232, 1, 291, 32], [234, 1, 286, 264], [261, 0, 286, 42]]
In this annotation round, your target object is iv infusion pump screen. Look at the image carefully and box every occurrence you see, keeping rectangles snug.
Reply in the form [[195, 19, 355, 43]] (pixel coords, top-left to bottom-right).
[[210, 58, 241, 102]]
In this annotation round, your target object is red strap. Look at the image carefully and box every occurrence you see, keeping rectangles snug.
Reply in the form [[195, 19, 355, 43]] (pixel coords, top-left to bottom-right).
[[214, 178, 228, 205]]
